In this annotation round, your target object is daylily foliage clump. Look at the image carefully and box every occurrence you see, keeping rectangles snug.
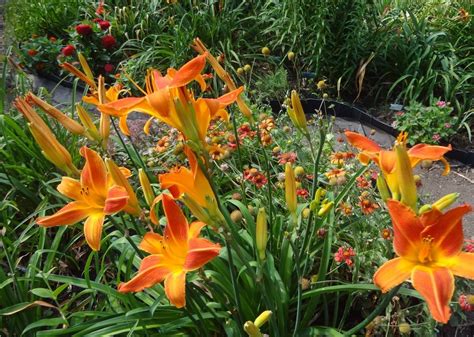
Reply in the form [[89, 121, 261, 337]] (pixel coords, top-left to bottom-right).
[[6, 39, 473, 336]]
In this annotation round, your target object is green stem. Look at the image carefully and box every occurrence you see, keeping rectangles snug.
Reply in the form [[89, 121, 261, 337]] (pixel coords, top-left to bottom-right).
[[290, 240, 302, 337], [225, 238, 244, 328], [343, 285, 401, 336], [231, 112, 248, 205]]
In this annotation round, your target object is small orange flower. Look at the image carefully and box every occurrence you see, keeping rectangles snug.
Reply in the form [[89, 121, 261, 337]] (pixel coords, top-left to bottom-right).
[[208, 143, 228, 160], [156, 136, 171, 153], [325, 168, 346, 185], [339, 202, 353, 216], [374, 200, 473, 323], [358, 193, 379, 215], [37, 147, 129, 251], [381, 228, 392, 240], [259, 117, 276, 132], [118, 194, 221, 308], [260, 131, 273, 146]]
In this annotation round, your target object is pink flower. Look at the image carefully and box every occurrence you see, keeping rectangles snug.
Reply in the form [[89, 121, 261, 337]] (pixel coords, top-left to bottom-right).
[[458, 295, 474, 312], [278, 152, 297, 164], [432, 134, 441, 142], [464, 240, 474, 253], [436, 101, 446, 108], [444, 123, 451, 129], [334, 246, 356, 267]]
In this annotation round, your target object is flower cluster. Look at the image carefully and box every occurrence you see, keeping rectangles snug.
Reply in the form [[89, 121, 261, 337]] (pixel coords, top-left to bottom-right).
[[334, 246, 356, 267]]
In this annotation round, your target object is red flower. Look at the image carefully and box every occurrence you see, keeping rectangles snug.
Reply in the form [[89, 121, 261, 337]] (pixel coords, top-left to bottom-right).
[[334, 246, 356, 267], [99, 20, 110, 30], [278, 152, 297, 164], [96, 1, 105, 15], [27, 49, 38, 57], [61, 45, 75, 57], [101, 35, 116, 49], [76, 24, 93, 36], [104, 63, 114, 73], [459, 295, 474, 312], [296, 188, 309, 199]]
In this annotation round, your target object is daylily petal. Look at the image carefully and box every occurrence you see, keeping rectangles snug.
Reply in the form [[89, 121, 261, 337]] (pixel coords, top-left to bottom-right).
[[144, 117, 154, 135], [118, 265, 170, 293], [345, 131, 382, 152], [139, 232, 164, 255], [99, 97, 146, 117], [139, 255, 163, 273], [189, 221, 206, 238], [170, 54, 207, 88], [194, 100, 211, 141], [373, 257, 414, 292], [195, 74, 207, 92], [408, 144, 452, 166], [217, 86, 245, 105], [80, 147, 108, 196], [387, 200, 424, 258], [103, 185, 129, 214], [449, 252, 474, 279], [411, 266, 454, 324], [422, 204, 472, 258], [184, 238, 221, 271], [379, 150, 396, 174], [419, 208, 443, 227], [57, 177, 82, 201], [164, 271, 186, 308], [147, 90, 171, 117], [37, 201, 90, 227], [162, 194, 188, 247], [119, 116, 131, 136], [83, 213, 105, 251]]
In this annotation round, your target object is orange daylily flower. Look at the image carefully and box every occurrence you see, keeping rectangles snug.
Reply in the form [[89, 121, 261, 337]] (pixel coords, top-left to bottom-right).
[[345, 131, 451, 200], [118, 194, 221, 308], [37, 147, 129, 251], [99, 54, 243, 143], [345, 131, 452, 174], [156, 147, 221, 225], [374, 200, 473, 323]]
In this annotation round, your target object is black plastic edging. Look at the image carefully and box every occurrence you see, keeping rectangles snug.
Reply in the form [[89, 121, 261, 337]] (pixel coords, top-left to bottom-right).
[[270, 98, 474, 167]]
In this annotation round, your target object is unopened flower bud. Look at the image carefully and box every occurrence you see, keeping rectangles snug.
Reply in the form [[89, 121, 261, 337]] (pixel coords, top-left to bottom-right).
[[232, 192, 242, 200], [398, 322, 411, 334], [287, 51, 295, 61], [139, 169, 155, 206], [432, 193, 459, 211], [261, 46, 270, 56], [318, 201, 334, 217], [294, 166, 305, 176], [302, 208, 310, 218], [230, 210, 243, 223], [256, 208, 268, 261], [254, 310, 272, 328]]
